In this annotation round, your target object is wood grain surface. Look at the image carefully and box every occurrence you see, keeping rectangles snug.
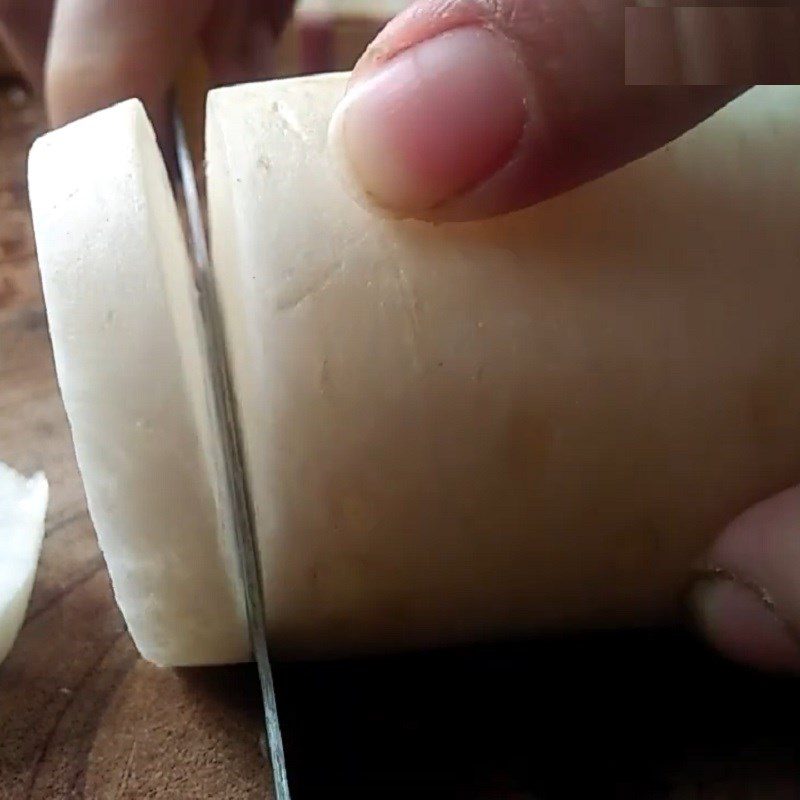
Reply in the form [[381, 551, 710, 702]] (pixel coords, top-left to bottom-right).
[[1, 79, 800, 800]]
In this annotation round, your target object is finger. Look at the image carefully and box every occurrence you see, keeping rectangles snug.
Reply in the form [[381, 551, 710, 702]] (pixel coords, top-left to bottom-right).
[[45, 0, 212, 132], [0, 0, 54, 90], [327, 0, 756, 221], [690, 485, 800, 673]]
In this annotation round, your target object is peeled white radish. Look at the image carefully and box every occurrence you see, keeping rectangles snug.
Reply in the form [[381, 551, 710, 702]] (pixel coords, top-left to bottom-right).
[[0, 463, 48, 664], [30, 75, 800, 665]]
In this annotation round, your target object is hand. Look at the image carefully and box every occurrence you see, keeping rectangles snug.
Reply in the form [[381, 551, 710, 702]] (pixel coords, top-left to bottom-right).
[[329, 2, 799, 222], [0, 0, 292, 133]]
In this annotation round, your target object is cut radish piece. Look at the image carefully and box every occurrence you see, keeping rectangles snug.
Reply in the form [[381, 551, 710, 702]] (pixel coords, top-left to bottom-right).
[[28, 101, 248, 667], [0, 463, 48, 664]]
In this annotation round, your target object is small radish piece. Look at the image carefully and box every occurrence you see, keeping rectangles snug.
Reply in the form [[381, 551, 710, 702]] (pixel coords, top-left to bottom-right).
[[0, 462, 48, 664]]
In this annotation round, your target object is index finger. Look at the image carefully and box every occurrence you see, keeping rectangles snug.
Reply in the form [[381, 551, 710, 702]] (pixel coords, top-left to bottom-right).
[[45, 0, 212, 133]]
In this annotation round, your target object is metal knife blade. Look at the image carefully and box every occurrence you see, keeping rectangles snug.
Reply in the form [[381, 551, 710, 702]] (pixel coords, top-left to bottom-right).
[[172, 101, 291, 800]]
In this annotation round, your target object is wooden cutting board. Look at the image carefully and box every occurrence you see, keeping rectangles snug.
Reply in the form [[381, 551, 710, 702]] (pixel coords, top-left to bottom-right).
[[2, 80, 800, 800]]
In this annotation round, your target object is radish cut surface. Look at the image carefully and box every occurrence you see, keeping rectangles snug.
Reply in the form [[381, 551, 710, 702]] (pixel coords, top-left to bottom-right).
[[28, 100, 247, 666], [0, 463, 48, 664]]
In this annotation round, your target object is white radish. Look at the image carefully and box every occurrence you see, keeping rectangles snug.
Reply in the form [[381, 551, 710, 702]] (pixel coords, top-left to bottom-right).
[[29, 75, 800, 665], [0, 463, 48, 664]]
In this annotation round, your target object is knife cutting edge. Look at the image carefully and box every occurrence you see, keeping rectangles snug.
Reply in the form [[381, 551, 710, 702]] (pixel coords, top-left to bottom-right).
[[172, 93, 292, 800]]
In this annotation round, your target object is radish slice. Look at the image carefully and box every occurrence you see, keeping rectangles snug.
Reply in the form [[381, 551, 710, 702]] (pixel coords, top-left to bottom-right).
[[28, 101, 248, 667], [0, 463, 48, 664]]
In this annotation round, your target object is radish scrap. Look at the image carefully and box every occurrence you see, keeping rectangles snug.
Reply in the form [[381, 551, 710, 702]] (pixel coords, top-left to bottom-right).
[[0, 462, 48, 664]]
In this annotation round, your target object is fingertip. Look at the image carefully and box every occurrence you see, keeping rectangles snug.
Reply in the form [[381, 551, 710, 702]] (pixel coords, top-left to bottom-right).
[[326, 76, 408, 219], [328, 26, 528, 220], [691, 574, 800, 673], [691, 485, 800, 673]]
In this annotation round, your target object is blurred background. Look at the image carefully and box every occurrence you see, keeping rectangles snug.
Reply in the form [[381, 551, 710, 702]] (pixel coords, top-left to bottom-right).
[[0, 1, 408, 83]]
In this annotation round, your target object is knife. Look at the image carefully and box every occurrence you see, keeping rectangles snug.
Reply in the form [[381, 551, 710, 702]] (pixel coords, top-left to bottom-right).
[[172, 91, 292, 800]]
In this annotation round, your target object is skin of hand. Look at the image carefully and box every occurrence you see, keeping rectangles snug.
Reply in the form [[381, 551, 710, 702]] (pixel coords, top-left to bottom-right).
[[0, 0, 293, 135], [3, 0, 800, 672]]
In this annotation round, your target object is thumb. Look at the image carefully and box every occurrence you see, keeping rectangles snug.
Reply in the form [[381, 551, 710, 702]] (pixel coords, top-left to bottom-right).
[[328, 0, 754, 221], [691, 485, 800, 674]]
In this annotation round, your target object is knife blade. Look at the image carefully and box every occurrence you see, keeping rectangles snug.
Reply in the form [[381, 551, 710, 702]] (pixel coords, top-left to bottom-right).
[[172, 98, 292, 800]]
